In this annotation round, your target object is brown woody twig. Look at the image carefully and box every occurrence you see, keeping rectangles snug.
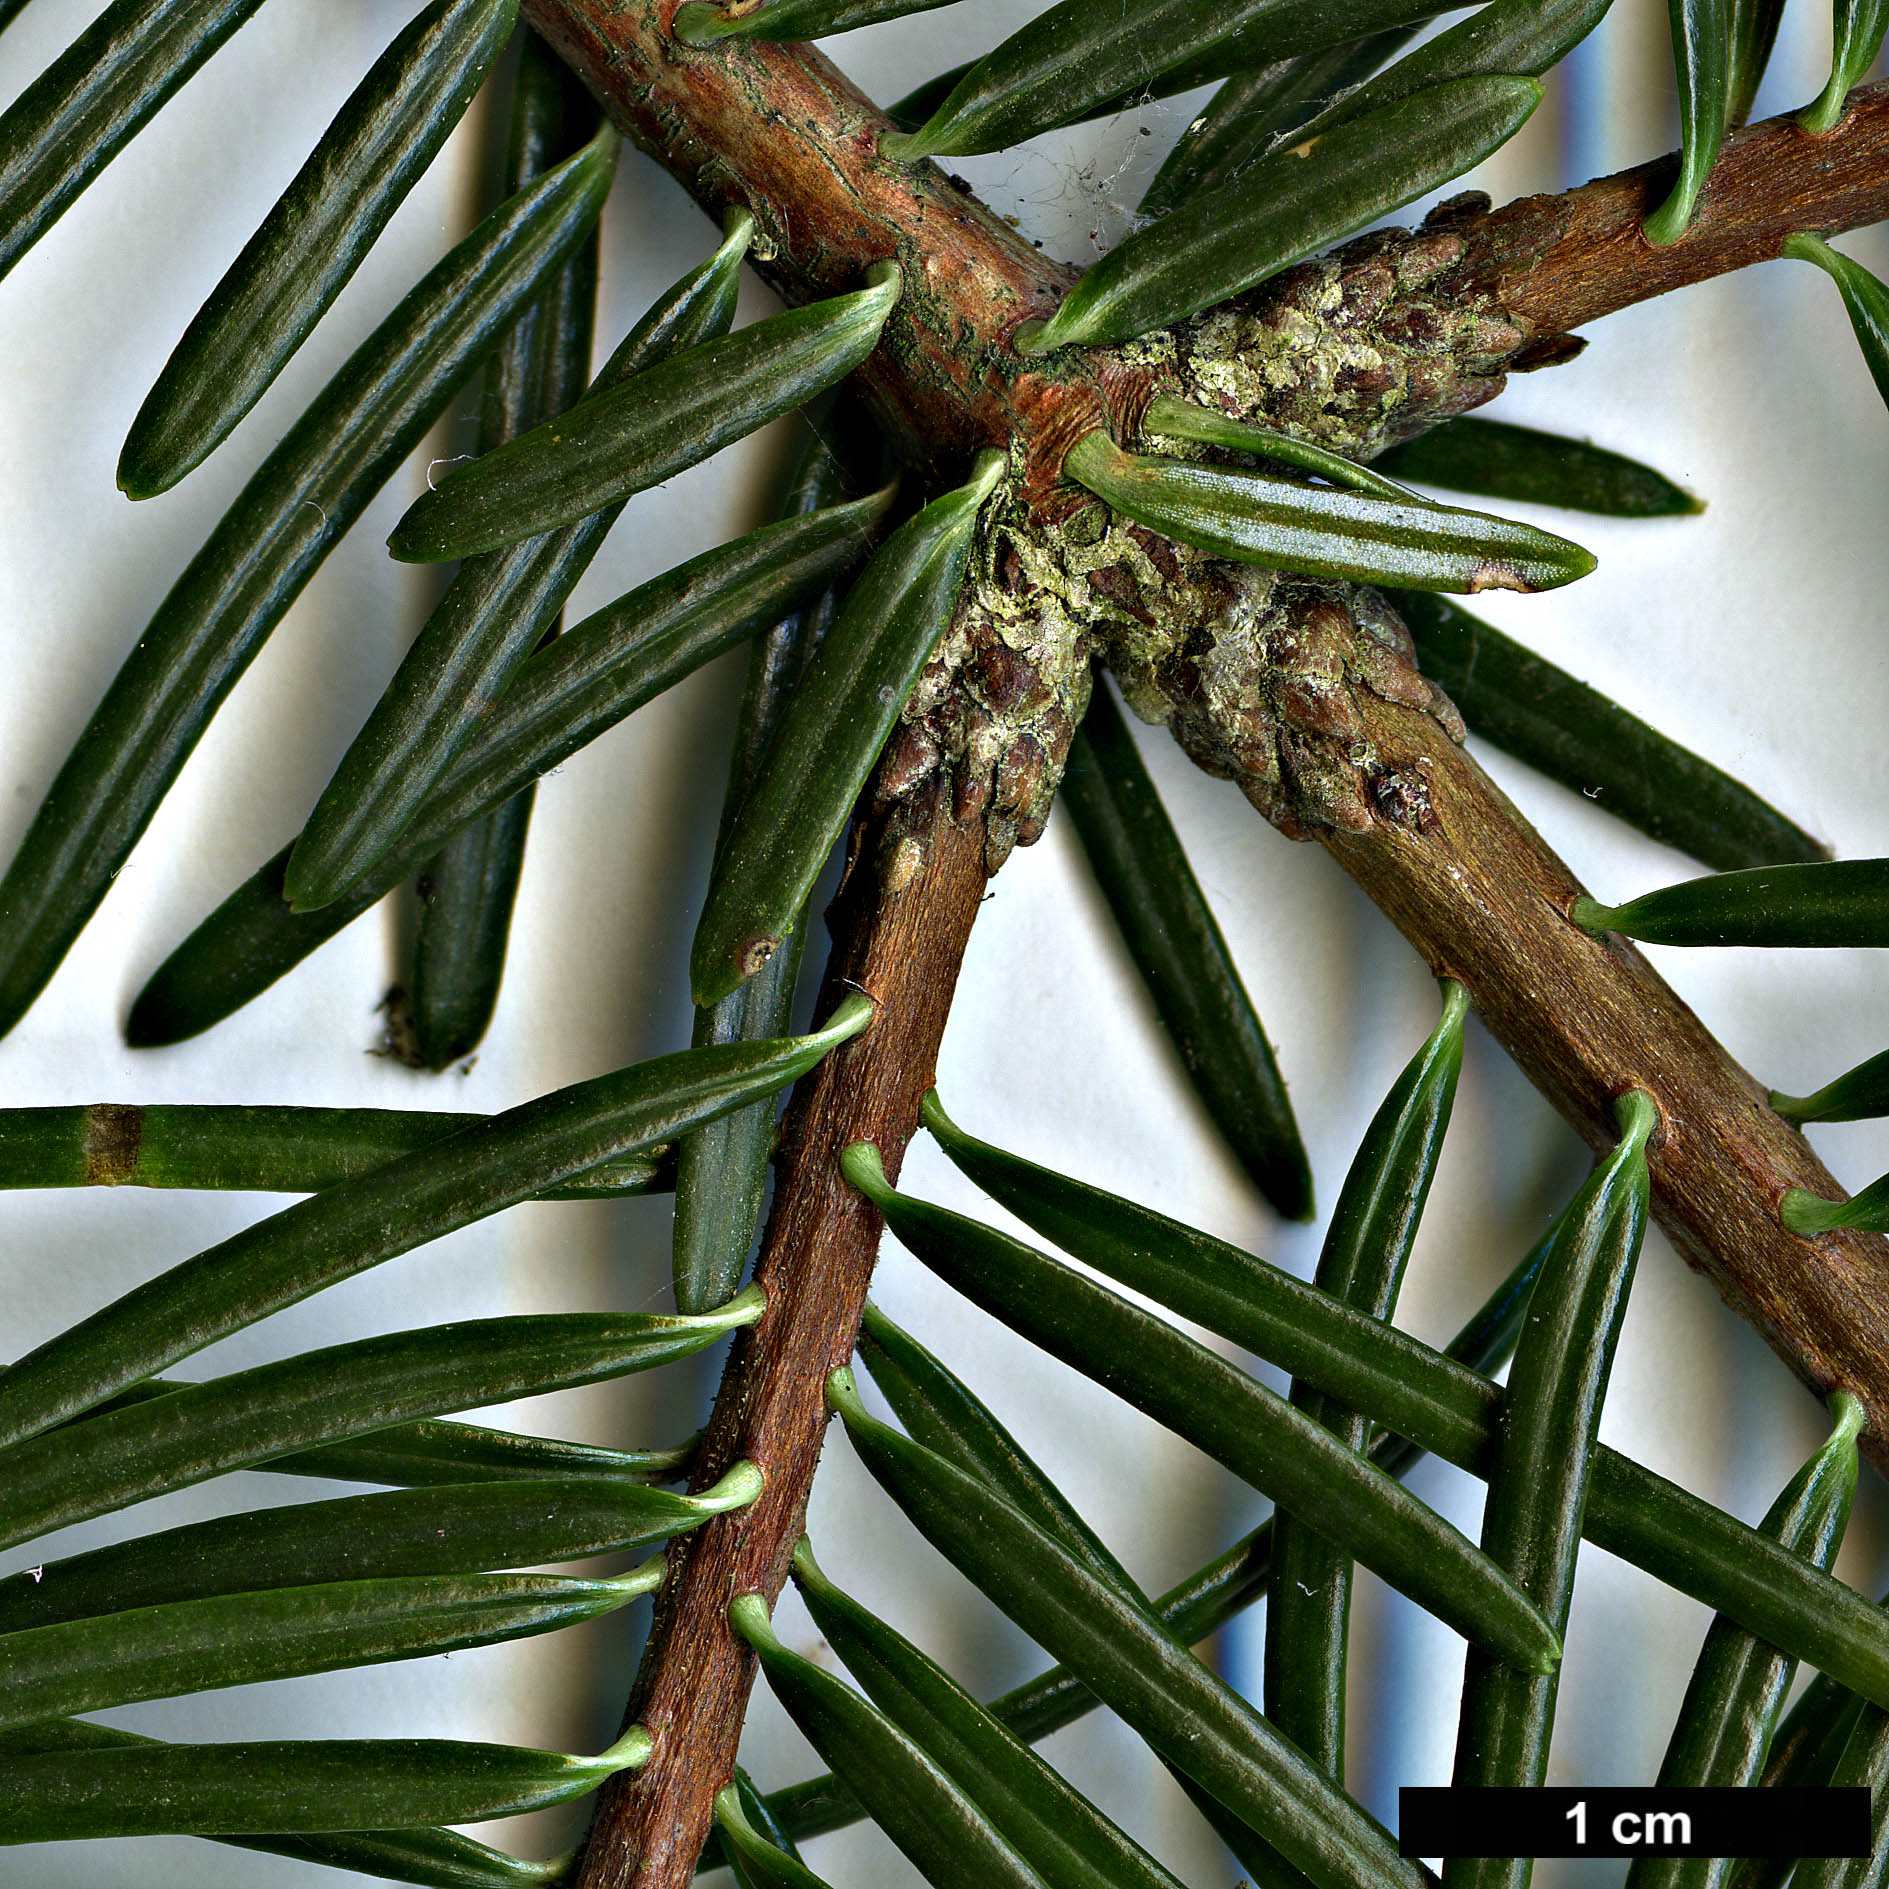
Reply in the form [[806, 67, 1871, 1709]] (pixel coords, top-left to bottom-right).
[[1453, 76, 1889, 334], [1322, 696, 1889, 1466], [572, 783, 990, 1889]]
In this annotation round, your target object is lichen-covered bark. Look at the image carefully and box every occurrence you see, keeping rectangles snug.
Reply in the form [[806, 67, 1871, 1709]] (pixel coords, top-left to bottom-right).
[[917, 482, 1466, 858], [1110, 209, 1537, 459], [873, 500, 1096, 879], [858, 196, 1549, 876]]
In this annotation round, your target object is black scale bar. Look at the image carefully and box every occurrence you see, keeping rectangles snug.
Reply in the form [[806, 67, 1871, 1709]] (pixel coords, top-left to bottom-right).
[[1399, 1788, 1871, 1859]]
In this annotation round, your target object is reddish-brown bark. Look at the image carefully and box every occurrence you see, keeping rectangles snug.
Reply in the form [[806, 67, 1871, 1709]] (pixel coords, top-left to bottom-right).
[[523, 0, 1091, 489], [1450, 77, 1889, 335], [525, 0, 1889, 433], [572, 785, 989, 1889]]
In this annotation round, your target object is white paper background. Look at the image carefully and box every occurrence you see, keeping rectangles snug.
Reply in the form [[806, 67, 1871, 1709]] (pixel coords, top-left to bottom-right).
[[1, 0, 1887, 1882]]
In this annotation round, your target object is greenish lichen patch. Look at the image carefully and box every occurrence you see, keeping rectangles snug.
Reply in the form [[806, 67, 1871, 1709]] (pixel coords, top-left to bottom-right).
[[871, 482, 1099, 877], [868, 463, 1466, 869], [1159, 228, 1525, 462], [1139, 568, 1464, 838]]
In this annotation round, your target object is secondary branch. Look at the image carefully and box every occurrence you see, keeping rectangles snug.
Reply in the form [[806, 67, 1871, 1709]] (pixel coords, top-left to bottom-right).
[[1320, 695, 1889, 1474], [526, 0, 1889, 404], [1453, 76, 1889, 335]]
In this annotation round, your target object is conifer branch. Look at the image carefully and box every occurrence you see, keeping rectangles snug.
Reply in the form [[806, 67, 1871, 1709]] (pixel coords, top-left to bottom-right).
[[523, 0, 1086, 490], [513, 7, 1889, 1876], [4, 0, 1885, 1877]]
